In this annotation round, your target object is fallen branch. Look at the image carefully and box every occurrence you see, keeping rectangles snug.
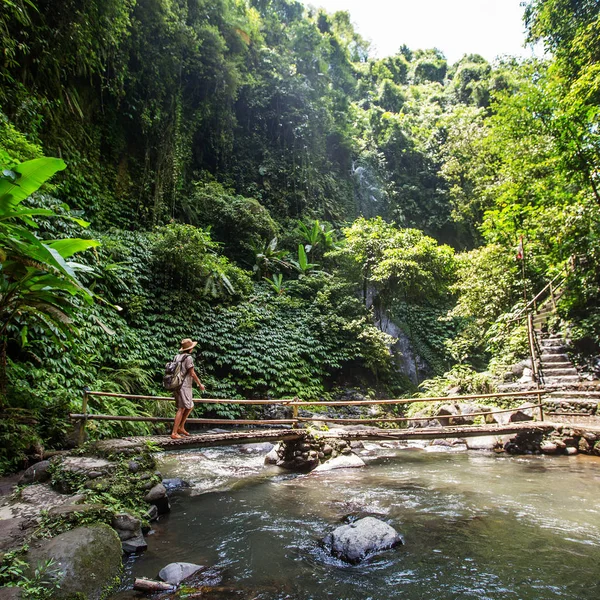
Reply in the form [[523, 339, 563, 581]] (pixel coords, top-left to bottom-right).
[[133, 578, 174, 593]]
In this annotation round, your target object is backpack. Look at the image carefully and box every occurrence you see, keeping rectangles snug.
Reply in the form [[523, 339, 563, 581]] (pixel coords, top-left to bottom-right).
[[163, 354, 188, 390]]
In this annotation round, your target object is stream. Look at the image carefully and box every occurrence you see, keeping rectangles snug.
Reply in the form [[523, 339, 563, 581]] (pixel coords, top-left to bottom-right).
[[113, 442, 600, 599]]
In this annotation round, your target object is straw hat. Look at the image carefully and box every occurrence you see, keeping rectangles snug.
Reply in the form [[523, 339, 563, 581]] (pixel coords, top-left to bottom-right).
[[179, 338, 198, 352]]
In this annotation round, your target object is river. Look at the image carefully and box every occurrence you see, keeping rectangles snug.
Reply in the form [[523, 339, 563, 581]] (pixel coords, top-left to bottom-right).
[[113, 442, 600, 599]]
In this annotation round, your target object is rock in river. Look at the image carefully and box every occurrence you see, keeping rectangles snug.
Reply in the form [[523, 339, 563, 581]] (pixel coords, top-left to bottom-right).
[[322, 516, 403, 564], [159, 562, 203, 586], [313, 454, 366, 472]]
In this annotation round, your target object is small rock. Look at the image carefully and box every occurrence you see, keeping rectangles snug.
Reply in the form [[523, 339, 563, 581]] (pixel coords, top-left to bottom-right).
[[578, 438, 590, 453], [112, 513, 141, 532], [144, 484, 170, 514], [264, 448, 280, 465], [145, 505, 159, 522], [144, 484, 167, 502], [128, 461, 140, 473], [162, 478, 190, 490], [121, 533, 148, 554], [322, 444, 333, 456], [540, 441, 558, 455], [565, 447, 578, 456], [19, 460, 51, 484], [159, 562, 203, 586]]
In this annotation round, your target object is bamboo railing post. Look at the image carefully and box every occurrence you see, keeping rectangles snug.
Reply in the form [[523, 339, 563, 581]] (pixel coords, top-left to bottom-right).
[[538, 390, 544, 421], [527, 312, 539, 383], [78, 387, 90, 446], [292, 396, 299, 428]]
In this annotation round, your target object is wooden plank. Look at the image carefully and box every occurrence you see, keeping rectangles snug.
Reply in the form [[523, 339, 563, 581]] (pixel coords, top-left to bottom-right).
[[120, 422, 557, 449], [125, 429, 303, 448]]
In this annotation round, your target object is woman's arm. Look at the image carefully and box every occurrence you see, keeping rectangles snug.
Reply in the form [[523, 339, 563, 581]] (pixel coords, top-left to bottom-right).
[[190, 367, 205, 391]]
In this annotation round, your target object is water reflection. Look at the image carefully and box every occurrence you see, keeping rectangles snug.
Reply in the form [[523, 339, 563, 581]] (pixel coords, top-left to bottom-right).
[[113, 445, 600, 599]]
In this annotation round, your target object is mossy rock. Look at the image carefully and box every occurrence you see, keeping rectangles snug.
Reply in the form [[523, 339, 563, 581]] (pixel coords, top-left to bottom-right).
[[25, 524, 122, 599]]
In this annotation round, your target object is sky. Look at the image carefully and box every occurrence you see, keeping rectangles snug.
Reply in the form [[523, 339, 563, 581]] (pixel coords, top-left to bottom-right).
[[302, 0, 541, 64]]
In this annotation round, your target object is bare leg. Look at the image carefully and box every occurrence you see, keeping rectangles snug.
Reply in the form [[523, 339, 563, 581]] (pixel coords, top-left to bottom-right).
[[171, 408, 185, 438], [178, 407, 193, 435]]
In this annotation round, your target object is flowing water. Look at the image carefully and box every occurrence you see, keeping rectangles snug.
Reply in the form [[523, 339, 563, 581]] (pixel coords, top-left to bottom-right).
[[113, 443, 600, 599]]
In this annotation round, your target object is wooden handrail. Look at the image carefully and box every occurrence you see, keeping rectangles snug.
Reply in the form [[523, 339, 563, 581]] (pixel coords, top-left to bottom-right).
[[82, 388, 544, 406], [74, 388, 546, 443], [509, 269, 568, 323]]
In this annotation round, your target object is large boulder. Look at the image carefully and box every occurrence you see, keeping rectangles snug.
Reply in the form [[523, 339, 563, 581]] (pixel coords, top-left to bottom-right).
[[25, 524, 122, 600], [465, 436, 501, 451], [239, 442, 274, 455], [491, 403, 537, 426], [322, 517, 403, 564], [158, 562, 203, 586]]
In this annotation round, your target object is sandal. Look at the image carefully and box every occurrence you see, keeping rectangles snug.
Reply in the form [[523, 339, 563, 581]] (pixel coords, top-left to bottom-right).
[[178, 430, 191, 436], [171, 433, 182, 439]]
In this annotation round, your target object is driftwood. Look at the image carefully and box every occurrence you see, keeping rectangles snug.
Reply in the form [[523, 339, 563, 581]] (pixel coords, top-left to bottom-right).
[[133, 578, 174, 592]]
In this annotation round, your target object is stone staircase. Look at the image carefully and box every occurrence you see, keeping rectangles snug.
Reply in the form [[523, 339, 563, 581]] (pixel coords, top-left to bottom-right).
[[531, 302, 600, 421], [537, 333, 580, 386]]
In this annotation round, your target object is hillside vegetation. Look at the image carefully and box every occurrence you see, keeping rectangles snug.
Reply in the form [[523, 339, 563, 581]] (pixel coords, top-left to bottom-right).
[[1, 0, 599, 473]]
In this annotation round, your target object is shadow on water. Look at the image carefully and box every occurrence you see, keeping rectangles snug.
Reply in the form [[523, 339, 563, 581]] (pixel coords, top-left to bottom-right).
[[113, 447, 600, 600]]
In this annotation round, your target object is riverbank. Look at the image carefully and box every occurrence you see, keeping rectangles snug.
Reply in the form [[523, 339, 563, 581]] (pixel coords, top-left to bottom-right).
[[2, 421, 600, 598]]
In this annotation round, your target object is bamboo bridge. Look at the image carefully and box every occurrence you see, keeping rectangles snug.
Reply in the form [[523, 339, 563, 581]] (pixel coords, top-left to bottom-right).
[[71, 389, 556, 450]]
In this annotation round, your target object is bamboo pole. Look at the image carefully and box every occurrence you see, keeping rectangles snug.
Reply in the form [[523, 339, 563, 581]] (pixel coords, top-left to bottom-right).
[[70, 414, 297, 425], [296, 404, 544, 424], [83, 389, 544, 406], [78, 387, 89, 446]]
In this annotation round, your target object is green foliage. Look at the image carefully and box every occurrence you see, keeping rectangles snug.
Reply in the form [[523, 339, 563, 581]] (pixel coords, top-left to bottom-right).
[[180, 180, 279, 265], [0, 409, 43, 475], [0, 158, 99, 403], [48, 450, 159, 516], [151, 223, 252, 300], [3, 0, 600, 472]]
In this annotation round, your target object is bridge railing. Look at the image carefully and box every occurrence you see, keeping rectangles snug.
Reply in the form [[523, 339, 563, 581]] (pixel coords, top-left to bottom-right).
[[71, 388, 546, 444]]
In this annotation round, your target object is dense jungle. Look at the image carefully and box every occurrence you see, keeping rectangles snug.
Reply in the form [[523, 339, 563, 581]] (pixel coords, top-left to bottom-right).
[[1, 0, 600, 475]]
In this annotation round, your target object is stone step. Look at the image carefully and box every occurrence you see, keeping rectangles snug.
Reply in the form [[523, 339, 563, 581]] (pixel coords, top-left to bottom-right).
[[540, 340, 566, 349], [547, 391, 600, 399], [545, 399, 599, 407], [540, 353, 570, 363], [541, 367, 579, 377], [539, 361, 572, 369], [543, 375, 580, 384]]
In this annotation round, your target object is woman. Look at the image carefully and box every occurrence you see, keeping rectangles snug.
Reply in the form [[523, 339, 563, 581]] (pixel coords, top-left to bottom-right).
[[171, 338, 205, 439]]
